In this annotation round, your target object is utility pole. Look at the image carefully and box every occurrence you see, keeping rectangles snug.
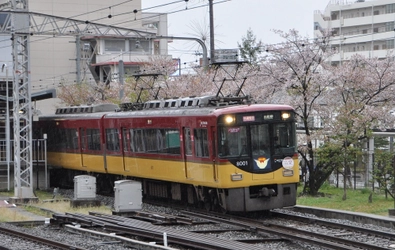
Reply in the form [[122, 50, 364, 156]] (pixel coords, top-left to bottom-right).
[[11, 0, 36, 200], [209, 0, 215, 64]]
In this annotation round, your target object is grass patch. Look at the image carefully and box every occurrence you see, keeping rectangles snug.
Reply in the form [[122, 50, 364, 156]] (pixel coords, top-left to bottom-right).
[[0, 207, 31, 222], [0, 190, 112, 222], [297, 184, 395, 216], [34, 201, 112, 215]]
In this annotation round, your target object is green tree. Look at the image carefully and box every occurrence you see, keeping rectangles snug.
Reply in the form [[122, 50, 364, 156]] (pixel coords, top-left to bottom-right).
[[238, 28, 263, 65], [372, 150, 395, 201]]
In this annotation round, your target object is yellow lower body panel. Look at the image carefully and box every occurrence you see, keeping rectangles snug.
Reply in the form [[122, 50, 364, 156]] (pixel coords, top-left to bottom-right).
[[48, 152, 299, 189]]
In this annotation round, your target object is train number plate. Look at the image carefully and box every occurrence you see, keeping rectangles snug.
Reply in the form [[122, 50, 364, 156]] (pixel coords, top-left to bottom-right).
[[236, 160, 248, 167]]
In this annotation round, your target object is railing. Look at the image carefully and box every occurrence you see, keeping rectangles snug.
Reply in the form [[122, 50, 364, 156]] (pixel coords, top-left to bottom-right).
[[0, 139, 47, 191], [0, 139, 47, 163]]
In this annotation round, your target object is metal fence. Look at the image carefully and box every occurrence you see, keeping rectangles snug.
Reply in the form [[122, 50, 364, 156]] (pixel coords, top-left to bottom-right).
[[0, 139, 47, 190]]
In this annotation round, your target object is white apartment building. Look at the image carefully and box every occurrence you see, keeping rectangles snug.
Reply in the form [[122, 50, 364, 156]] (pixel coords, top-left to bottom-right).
[[0, 0, 171, 114], [314, 0, 395, 63]]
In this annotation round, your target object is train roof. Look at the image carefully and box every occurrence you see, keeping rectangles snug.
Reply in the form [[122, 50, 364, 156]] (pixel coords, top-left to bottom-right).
[[39, 96, 294, 121], [105, 103, 294, 119]]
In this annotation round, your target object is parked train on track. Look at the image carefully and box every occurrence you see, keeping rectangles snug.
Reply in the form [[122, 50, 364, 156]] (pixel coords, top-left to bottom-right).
[[34, 95, 299, 212]]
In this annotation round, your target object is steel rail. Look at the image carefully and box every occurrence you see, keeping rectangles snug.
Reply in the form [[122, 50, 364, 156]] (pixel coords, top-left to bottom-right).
[[0, 225, 86, 250], [182, 211, 390, 250]]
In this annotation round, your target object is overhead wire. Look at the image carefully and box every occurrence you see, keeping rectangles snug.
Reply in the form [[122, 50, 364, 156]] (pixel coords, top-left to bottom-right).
[[0, 0, 214, 66], [2, 0, 391, 88]]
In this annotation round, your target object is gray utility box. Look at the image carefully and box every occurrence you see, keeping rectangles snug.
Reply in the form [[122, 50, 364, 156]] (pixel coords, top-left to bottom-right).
[[74, 175, 96, 200], [114, 180, 142, 212]]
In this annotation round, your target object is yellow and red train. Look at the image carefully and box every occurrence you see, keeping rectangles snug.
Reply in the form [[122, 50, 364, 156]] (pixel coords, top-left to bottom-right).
[[35, 96, 299, 212]]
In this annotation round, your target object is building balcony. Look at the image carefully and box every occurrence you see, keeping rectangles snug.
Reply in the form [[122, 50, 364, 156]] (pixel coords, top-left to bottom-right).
[[330, 49, 390, 62], [92, 53, 172, 66]]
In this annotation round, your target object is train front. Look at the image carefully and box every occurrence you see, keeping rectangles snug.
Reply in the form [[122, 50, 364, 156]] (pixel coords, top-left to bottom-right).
[[216, 106, 299, 212]]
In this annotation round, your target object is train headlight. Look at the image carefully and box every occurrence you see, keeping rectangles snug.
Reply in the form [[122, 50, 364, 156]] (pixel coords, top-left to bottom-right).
[[281, 112, 291, 120], [225, 115, 235, 124]]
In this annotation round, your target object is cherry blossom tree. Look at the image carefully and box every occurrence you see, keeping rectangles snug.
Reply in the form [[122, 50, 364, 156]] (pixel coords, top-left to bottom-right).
[[258, 29, 335, 195], [323, 54, 395, 199], [57, 80, 128, 106]]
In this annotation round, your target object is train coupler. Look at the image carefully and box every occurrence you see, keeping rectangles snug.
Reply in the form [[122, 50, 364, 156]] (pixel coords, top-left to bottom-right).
[[258, 187, 276, 197]]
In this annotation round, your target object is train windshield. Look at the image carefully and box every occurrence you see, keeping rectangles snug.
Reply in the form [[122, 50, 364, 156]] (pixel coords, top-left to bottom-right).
[[218, 121, 296, 170]]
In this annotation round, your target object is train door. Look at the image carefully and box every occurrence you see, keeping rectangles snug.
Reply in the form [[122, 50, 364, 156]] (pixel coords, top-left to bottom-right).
[[183, 127, 192, 179], [211, 127, 218, 181], [192, 127, 213, 183], [121, 128, 129, 172], [79, 127, 86, 168]]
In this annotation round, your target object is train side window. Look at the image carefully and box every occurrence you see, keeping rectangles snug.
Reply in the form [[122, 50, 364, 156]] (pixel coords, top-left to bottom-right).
[[145, 129, 158, 152], [105, 128, 120, 151], [129, 129, 135, 152], [132, 129, 145, 152], [87, 128, 101, 150], [164, 129, 180, 155], [79, 128, 86, 150], [65, 128, 79, 150], [49, 127, 63, 150], [122, 128, 129, 152], [194, 128, 209, 157], [184, 128, 192, 155]]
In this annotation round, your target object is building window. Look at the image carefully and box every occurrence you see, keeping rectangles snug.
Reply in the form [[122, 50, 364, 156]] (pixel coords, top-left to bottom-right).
[[154, 41, 160, 55], [130, 39, 150, 53], [373, 10, 380, 15], [386, 40, 394, 49], [104, 40, 125, 52], [373, 27, 379, 33], [362, 29, 368, 34], [373, 45, 379, 50], [386, 22, 395, 32], [386, 4, 395, 14]]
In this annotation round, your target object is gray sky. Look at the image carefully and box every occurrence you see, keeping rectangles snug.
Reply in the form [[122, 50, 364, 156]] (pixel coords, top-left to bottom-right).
[[142, 0, 331, 65]]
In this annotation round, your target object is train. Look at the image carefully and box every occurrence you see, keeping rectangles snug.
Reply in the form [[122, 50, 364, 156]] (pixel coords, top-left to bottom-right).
[[34, 95, 299, 212]]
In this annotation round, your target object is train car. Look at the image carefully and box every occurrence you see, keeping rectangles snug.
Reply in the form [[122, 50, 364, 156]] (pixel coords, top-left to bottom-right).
[[35, 96, 299, 212]]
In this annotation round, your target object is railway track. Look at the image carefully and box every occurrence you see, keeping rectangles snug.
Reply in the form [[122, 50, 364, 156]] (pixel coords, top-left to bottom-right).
[[49, 207, 395, 250], [182, 210, 394, 250], [271, 210, 395, 242], [0, 224, 86, 250], [53, 211, 264, 250], [3, 192, 395, 249]]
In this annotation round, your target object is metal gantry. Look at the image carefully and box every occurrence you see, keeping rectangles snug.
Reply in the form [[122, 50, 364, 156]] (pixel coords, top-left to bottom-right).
[[11, 0, 35, 198], [0, 1, 156, 198]]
